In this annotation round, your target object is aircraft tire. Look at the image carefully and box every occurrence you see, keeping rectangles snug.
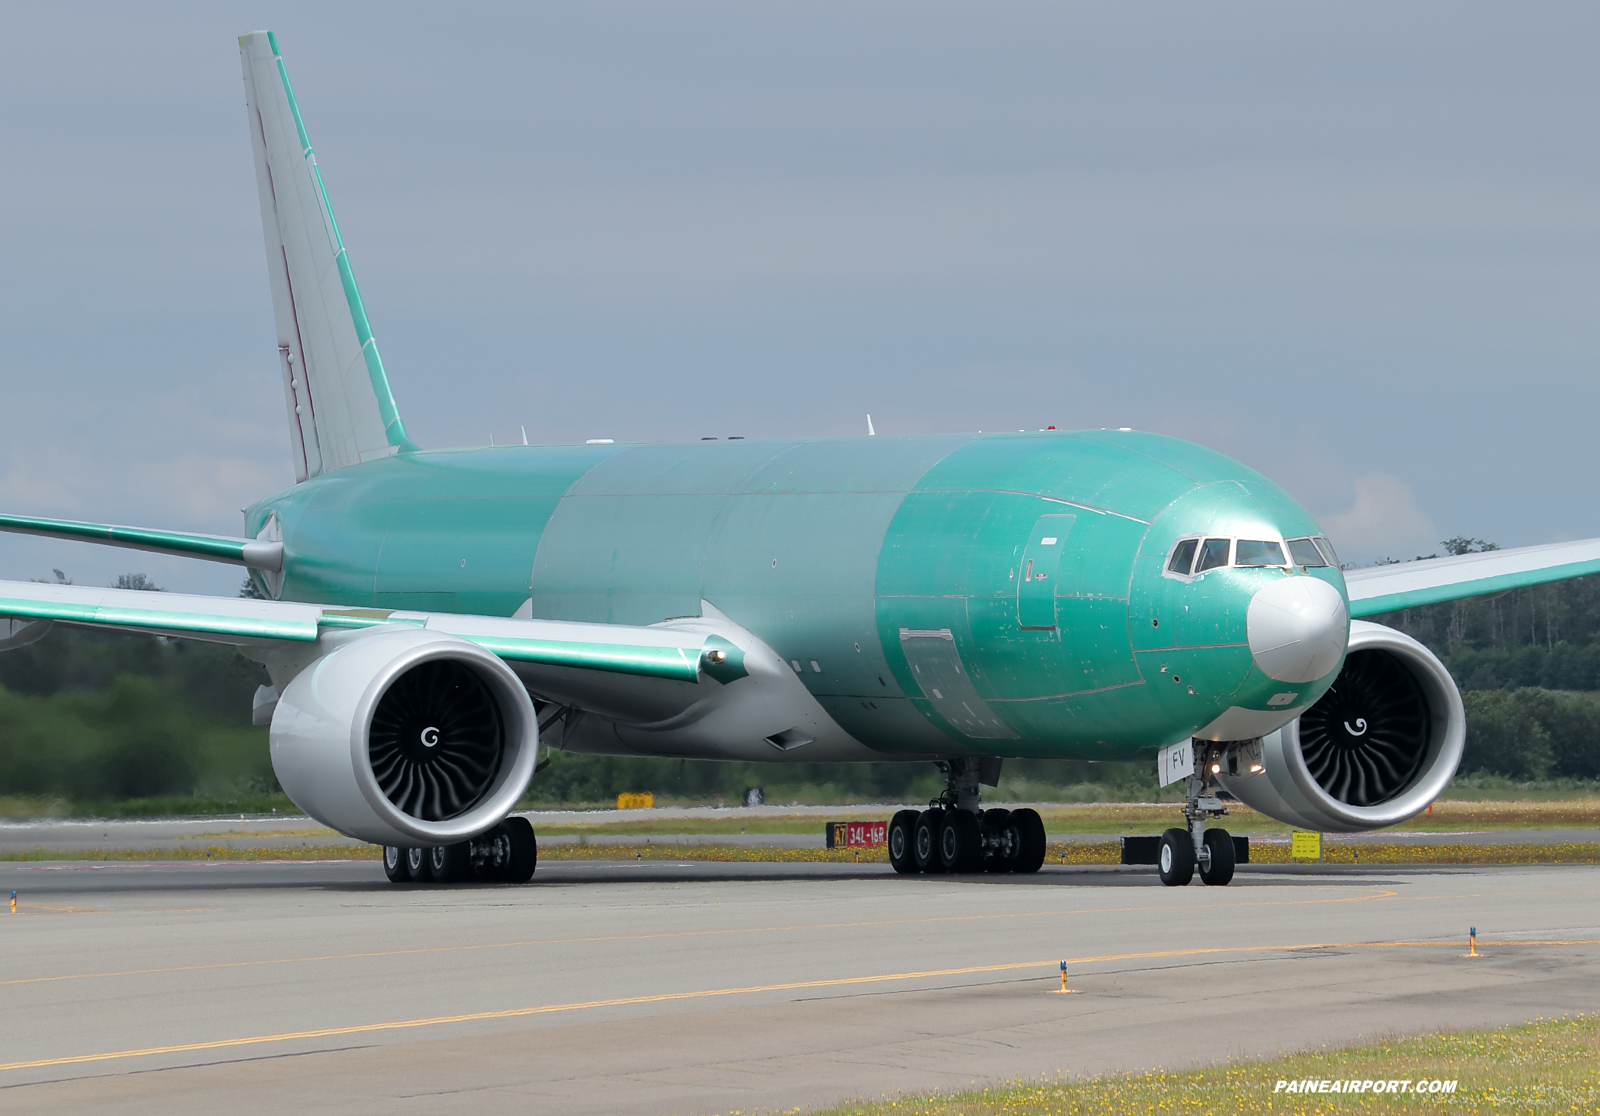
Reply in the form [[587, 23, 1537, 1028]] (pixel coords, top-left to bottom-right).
[[939, 809, 984, 873], [1200, 828, 1235, 886], [1158, 828, 1195, 886], [913, 809, 945, 873], [1010, 808, 1047, 873], [383, 846, 409, 884], [981, 809, 1013, 872], [404, 845, 432, 883], [888, 810, 920, 874], [430, 842, 472, 883], [501, 817, 537, 883]]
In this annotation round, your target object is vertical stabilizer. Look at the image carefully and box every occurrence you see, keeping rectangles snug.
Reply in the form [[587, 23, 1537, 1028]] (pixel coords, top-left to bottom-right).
[[239, 31, 416, 482]]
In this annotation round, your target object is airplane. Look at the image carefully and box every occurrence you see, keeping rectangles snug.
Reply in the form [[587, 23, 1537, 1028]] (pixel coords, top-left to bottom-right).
[[2, 31, 1597, 887]]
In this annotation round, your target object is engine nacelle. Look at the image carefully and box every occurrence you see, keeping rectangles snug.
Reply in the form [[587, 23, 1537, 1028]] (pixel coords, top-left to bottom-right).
[[1215, 620, 1464, 833], [269, 627, 538, 846]]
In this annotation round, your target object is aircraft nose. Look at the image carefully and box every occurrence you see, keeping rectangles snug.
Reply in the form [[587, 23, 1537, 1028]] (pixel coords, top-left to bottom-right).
[[1247, 576, 1348, 683]]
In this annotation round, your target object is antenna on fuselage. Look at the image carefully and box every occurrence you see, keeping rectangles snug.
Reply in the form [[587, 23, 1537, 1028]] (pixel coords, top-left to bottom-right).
[[521, 426, 529, 446], [867, 414, 876, 436]]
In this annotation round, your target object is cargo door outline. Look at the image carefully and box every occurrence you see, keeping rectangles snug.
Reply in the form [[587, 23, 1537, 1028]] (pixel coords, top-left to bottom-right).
[[899, 628, 1018, 740], [1017, 514, 1076, 629]]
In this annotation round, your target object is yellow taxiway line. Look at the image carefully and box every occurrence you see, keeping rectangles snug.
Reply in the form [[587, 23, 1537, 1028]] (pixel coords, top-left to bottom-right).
[[3, 936, 1597, 1075], [0, 887, 1397, 988]]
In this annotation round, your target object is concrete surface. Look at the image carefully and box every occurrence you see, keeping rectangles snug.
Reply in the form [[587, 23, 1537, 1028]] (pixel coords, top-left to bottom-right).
[[0, 857, 1596, 1114]]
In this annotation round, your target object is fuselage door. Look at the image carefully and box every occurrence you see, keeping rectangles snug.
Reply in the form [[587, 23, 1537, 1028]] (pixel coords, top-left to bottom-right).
[[1017, 513, 1076, 629]]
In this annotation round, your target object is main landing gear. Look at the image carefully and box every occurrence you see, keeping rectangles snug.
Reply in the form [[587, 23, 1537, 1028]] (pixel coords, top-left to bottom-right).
[[887, 758, 1046, 875], [382, 816, 537, 885], [1157, 743, 1235, 887]]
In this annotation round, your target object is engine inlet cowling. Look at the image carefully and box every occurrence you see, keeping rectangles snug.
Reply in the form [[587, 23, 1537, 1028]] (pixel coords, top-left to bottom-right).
[[269, 628, 538, 846], [1216, 620, 1464, 832], [368, 659, 505, 821], [1296, 648, 1430, 807]]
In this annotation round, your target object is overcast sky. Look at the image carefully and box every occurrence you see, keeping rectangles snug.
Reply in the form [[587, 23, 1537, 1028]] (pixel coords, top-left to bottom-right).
[[1, 2, 1595, 595]]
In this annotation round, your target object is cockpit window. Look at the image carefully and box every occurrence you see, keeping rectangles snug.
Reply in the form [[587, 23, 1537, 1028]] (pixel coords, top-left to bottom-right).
[[1167, 538, 1198, 575], [1285, 537, 1326, 567], [1195, 537, 1231, 573], [1235, 539, 1287, 567], [1313, 536, 1340, 567]]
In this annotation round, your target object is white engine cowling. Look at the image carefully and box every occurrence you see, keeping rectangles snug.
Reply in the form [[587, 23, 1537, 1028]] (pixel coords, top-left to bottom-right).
[[269, 627, 538, 846], [1216, 620, 1464, 833]]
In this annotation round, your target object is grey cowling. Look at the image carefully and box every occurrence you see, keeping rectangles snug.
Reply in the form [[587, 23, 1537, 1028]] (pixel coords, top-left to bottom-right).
[[1216, 620, 1464, 833], [268, 626, 538, 847]]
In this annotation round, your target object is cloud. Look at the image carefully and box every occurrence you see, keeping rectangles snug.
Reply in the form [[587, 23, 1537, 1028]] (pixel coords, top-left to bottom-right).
[[1318, 472, 1439, 564]]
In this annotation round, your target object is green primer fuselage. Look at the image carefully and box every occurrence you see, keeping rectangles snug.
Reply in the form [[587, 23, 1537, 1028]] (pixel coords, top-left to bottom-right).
[[246, 430, 1348, 762]]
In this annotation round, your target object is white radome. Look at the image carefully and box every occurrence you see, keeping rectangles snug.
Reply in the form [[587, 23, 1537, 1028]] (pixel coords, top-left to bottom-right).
[[1246, 576, 1349, 683]]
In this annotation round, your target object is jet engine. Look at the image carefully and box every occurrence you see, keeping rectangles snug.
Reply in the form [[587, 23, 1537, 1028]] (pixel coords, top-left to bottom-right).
[[1216, 620, 1464, 833], [269, 627, 538, 846]]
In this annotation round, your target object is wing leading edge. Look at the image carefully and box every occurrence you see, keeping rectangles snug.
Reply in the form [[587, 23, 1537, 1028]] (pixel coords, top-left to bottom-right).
[[0, 579, 731, 684], [1345, 537, 1600, 618]]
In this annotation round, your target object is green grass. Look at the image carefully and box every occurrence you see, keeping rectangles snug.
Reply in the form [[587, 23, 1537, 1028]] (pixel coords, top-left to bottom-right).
[[1437, 772, 1600, 802], [0, 844, 378, 862], [538, 840, 1600, 866], [0, 792, 301, 819], [1, 797, 1593, 841], [181, 827, 343, 840], [516, 776, 1600, 814], [524, 800, 1598, 838], [6, 839, 1598, 866], [2, 776, 1596, 823], [807, 1015, 1599, 1115]]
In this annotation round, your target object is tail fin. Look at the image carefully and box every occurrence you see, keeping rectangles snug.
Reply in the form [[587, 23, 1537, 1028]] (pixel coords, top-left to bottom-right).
[[239, 31, 416, 482]]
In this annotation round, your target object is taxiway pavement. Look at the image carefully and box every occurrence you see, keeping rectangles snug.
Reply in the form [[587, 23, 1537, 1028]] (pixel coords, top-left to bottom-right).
[[0, 857, 1596, 1114]]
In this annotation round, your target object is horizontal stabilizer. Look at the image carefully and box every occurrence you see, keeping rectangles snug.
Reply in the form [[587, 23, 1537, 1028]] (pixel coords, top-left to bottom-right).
[[0, 512, 282, 570]]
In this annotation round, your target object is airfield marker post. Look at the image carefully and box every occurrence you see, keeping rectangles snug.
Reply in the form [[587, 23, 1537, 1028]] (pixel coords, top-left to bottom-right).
[[1469, 926, 1477, 957], [9, 890, 15, 914]]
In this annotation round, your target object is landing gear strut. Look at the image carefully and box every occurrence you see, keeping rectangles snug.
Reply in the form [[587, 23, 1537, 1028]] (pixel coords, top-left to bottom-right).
[[1159, 742, 1235, 887], [382, 816, 537, 885], [889, 758, 1045, 876]]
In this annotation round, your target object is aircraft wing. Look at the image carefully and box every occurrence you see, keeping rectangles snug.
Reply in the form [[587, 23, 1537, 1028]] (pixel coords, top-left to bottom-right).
[[0, 579, 732, 684], [1345, 538, 1600, 618]]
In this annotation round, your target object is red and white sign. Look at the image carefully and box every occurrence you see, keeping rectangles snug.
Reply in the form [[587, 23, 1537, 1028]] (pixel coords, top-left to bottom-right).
[[826, 821, 887, 848]]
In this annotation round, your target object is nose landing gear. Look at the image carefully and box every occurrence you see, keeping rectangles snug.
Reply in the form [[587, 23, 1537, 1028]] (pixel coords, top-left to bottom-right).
[[889, 758, 1046, 876], [1159, 742, 1235, 887], [1157, 827, 1194, 886], [1200, 826, 1236, 886]]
